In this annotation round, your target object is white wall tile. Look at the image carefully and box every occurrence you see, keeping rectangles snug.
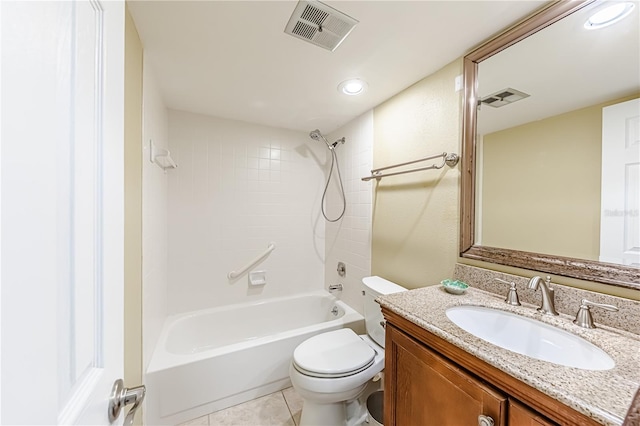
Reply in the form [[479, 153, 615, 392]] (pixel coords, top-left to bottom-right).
[[144, 102, 373, 366], [167, 111, 327, 314], [324, 111, 374, 315], [142, 62, 170, 371]]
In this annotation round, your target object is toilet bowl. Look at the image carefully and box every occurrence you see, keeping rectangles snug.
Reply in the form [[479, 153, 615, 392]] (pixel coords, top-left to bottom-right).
[[289, 276, 406, 426]]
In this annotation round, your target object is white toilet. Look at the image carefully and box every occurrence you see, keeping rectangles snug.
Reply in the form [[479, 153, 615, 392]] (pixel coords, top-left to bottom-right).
[[289, 276, 407, 426]]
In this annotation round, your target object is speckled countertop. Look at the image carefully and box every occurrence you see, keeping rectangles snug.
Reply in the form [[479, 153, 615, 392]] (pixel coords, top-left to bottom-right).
[[378, 286, 640, 426]]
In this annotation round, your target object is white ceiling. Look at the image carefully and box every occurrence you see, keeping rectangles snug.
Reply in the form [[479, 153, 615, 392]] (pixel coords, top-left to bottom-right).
[[478, 1, 640, 135], [127, 0, 546, 133]]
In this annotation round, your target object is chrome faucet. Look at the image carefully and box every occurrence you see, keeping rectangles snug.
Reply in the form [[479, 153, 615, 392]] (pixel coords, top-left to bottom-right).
[[328, 284, 343, 292], [527, 276, 558, 315]]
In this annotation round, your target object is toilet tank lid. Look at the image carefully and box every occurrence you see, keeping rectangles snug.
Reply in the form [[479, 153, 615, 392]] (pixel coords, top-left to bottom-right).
[[362, 276, 406, 296]]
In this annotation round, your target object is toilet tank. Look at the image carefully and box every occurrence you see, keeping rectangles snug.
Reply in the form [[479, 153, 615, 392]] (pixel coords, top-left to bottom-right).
[[362, 276, 407, 348]]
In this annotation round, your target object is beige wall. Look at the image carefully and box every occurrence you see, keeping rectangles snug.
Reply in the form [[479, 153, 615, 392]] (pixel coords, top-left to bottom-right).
[[369, 59, 638, 301], [371, 60, 462, 289], [124, 4, 143, 415], [481, 95, 639, 262], [481, 104, 602, 260]]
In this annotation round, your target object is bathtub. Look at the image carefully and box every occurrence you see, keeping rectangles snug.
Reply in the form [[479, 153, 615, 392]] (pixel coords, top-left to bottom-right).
[[145, 290, 364, 425]]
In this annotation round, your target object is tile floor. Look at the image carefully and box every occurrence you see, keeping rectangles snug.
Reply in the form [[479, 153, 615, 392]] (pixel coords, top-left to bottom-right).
[[178, 387, 303, 426]]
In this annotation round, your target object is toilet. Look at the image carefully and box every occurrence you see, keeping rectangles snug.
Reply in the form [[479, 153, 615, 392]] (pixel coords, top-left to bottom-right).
[[289, 276, 407, 426]]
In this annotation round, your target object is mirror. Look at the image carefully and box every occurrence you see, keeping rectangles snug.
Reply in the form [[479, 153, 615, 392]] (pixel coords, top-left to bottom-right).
[[460, 0, 640, 290]]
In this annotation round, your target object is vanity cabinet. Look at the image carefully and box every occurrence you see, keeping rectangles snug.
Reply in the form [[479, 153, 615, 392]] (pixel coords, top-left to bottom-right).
[[383, 308, 599, 426], [509, 399, 556, 426], [385, 322, 507, 425]]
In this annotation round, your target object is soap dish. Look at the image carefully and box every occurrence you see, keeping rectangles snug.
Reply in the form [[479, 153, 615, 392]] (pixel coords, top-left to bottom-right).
[[441, 279, 469, 295]]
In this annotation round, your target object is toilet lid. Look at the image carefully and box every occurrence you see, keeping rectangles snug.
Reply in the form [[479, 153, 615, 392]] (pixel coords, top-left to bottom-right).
[[293, 329, 376, 378]]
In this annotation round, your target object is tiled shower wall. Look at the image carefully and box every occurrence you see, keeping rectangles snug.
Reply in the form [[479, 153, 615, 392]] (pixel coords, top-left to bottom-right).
[[142, 64, 169, 371], [166, 110, 328, 314], [325, 112, 374, 314]]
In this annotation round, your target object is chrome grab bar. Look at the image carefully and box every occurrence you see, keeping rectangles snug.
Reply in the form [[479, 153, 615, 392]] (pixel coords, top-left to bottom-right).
[[361, 152, 459, 181], [227, 242, 276, 279]]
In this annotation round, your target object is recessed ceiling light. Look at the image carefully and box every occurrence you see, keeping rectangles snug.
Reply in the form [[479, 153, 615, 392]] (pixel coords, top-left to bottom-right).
[[338, 79, 367, 96], [584, 2, 635, 30]]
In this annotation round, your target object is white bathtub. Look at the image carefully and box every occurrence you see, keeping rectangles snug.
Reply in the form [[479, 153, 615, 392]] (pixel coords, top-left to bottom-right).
[[145, 291, 364, 425]]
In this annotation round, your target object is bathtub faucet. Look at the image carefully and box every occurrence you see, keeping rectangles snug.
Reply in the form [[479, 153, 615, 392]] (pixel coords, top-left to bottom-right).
[[328, 284, 343, 293]]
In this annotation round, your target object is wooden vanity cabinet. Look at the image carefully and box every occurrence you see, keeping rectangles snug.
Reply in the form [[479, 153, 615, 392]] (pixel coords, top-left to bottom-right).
[[385, 323, 507, 425], [383, 308, 599, 426], [509, 399, 557, 426]]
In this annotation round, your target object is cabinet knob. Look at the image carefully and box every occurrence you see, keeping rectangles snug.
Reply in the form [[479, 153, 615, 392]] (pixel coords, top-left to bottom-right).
[[478, 414, 495, 426]]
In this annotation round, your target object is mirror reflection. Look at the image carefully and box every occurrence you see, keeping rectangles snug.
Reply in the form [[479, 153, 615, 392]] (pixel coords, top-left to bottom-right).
[[475, 1, 639, 267]]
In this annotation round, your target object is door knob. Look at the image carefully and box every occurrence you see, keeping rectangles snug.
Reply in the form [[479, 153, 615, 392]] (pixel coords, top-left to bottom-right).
[[108, 379, 146, 426], [478, 414, 495, 426]]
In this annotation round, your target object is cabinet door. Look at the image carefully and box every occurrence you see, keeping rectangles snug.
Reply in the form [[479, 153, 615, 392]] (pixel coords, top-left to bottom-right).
[[385, 325, 507, 426], [509, 399, 558, 426]]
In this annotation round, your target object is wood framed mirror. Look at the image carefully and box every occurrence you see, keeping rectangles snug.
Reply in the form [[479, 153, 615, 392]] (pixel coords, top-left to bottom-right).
[[460, 0, 640, 290]]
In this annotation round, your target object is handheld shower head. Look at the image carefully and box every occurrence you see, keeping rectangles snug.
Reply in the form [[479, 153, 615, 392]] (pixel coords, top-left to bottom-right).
[[309, 129, 331, 148], [309, 129, 323, 141], [308, 129, 348, 222]]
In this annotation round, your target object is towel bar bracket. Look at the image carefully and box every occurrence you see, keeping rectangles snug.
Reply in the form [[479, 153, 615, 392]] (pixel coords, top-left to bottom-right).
[[445, 153, 459, 167]]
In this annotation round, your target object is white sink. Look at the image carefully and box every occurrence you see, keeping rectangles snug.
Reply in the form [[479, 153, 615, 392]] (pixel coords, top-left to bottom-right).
[[446, 306, 615, 371]]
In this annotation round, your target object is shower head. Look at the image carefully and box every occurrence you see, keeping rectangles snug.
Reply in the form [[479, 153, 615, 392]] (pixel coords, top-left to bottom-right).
[[309, 129, 331, 148], [310, 129, 346, 151]]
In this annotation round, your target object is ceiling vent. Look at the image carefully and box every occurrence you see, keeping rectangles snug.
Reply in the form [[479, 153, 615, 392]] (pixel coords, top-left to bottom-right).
[[480, 88, 530, 108], [284, 0, 358, 52]]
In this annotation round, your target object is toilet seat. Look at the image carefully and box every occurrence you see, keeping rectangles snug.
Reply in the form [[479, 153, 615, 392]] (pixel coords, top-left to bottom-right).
[[292, 329, 376, 378]]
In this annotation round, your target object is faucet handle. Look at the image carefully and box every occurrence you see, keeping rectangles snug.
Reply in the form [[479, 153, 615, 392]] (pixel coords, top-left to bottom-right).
[[573, 299, 619, 329], [495, 278, 521, 306]]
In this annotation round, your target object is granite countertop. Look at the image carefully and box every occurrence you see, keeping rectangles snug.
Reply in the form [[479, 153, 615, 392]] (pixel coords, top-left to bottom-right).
[[378, 285, 640, 426]]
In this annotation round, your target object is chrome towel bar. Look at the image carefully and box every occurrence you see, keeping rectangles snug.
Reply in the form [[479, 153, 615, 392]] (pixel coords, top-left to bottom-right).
[[361, 152, 459, 181]]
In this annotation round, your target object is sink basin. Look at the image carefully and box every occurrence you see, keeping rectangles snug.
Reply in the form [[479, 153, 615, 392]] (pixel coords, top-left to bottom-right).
[[446, 306, 614, 371]]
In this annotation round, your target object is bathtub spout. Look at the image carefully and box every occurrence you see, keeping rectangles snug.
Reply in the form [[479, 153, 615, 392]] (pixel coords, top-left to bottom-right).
[[329, 284, 343, 293]]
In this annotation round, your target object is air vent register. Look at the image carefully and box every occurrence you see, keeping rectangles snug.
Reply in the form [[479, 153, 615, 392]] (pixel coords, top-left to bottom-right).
[[480, 88, 530, 108], [284, 0, 358, 51]]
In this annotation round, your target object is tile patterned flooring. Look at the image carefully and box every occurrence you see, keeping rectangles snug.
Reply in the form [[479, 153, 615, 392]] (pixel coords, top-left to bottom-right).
[[178, 387, 303, 426]]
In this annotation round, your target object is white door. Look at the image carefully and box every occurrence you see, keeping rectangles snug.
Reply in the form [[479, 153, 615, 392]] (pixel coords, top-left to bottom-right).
[[1, 1, 128, 424], [600, 98, 640, 266]]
